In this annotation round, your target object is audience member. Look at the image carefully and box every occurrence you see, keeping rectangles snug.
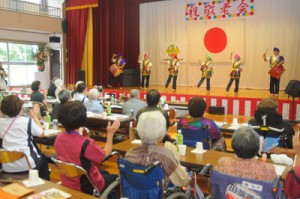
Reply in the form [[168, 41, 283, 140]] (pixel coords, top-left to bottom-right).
[[54, 79, 64, 101], [84, 88, 104, 113], [136, 89, 172, 142], [177, 97, 221, 148], [125, 111, 189, 187], [122, 89, 146, 118], [54, 101, 120, 198], [51, 90, 71, 120], [72, 82, 88, 103], [214, 127, 276, 181], [0, 95, 50, 180], [0, 62, 8, 91], [30, 80, 47, 116], [71, 81, 84, 98], [248, 98, 294, 149], [47, 77, 58, 98], [284, 165, 300, 199]]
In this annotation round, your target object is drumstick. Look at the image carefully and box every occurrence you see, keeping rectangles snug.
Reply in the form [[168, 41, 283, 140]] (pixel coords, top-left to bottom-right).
[[264, 48, 269, 54]]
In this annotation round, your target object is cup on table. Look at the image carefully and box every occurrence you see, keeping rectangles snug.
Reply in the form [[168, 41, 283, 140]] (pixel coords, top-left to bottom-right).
[[102, 111, 107, 119], [43, 122, 50, 130], [178, 144, 187, 156], [164, 104, 169, 110], [232, 118, 238, 125], [28, 169, 39, 184], [196, 142, 203, 152]]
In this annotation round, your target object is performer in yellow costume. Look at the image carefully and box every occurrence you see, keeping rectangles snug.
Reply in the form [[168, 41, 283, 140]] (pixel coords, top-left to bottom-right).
[[165, 54, 180, 90], [226, 53, 243, 93], [138, 53, 152, 89], [197, 54, 214, 91]]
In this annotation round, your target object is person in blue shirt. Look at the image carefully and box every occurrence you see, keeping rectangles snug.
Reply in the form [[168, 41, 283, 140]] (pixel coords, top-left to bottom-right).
[[84, 88, 103, 113]]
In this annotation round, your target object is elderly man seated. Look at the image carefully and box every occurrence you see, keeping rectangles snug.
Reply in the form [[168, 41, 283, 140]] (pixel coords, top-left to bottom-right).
[[122, 89, 146, 118], [84, 88, 104, 114]]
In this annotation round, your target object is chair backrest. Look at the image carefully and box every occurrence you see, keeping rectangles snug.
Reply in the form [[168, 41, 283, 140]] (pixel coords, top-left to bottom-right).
[[210, 170, 282, 199], [178, 125, 210, 149], [51, 157, 100, 196], [117, 158, 164, 199], [0, 149, 32, 170]]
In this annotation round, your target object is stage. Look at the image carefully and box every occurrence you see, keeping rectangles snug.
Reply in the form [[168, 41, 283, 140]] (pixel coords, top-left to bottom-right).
[[103, 86, 300, 121]]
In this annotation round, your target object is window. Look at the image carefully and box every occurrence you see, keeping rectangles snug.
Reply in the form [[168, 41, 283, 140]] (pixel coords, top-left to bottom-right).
[[0, 41, 40, 86]]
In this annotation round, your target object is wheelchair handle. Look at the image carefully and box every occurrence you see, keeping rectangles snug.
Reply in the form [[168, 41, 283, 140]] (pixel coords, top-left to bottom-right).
[[102, 151, 120, 162], [144, 161, 160, 175], [272, 176, 281, 193], [199, 163, 212, 176]]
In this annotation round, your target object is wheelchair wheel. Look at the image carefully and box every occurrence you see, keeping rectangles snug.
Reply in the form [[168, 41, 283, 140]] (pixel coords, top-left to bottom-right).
[[100, 177, 121, 199], [166, 191, 189, 199]]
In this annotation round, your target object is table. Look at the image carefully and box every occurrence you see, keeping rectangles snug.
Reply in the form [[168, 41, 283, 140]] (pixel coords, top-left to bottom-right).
[[113, 140, 235, 169], [20, 179, 96, 199]]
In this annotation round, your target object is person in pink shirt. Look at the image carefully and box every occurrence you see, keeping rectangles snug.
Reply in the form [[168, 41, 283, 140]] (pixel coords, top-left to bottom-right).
[[54, 101, 120, 198]]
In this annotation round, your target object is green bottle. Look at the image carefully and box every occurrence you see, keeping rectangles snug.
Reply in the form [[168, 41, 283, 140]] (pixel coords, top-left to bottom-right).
[[45, 112, 51, 123], [107, 102, 112, 116], [176, 129, 183, 145]]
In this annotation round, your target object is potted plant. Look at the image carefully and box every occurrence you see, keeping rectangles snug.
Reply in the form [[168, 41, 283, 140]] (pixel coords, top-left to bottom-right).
[[32, 47, 52, 72]]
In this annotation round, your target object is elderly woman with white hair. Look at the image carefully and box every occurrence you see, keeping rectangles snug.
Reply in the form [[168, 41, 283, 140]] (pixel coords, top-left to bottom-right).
[[84, 88, 103, 113], [125, 111, 189, 187]]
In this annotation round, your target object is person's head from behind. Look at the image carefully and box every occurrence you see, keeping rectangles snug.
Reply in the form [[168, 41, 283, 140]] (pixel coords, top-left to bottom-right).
[[188, 97, 207, 118], [232, 127, 259, 159], [130, 89, 140, 99], [75, 83, 87, 94], [146, 89, 160, 107], [51, 77, 59, 85], [58, 90, 71, 104], [58, 101, 86, 132], [1, 95, 23, 117], [54, 79, 64, 89], [31, 80, 41, 92], [88, 88, 99, 100], [257, 98, 278, 112], [137, 111, 166, 145]]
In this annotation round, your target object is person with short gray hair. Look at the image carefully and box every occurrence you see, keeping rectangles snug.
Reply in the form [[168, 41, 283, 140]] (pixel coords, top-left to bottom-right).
[[51, 89, 71, 120], [84, 88, 103, 113], [122, 89, 146, 118], [125, 111, 189, 187], [214, 127, 276, 181]]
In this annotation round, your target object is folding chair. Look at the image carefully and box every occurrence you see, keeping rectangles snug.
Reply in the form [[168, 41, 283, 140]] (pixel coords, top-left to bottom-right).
[[209, 170, 282, 199], [178, 124, 211, 149], [51, 157, 120, 199], [0, 149, 32, 183], [117, 158, 188, 199]]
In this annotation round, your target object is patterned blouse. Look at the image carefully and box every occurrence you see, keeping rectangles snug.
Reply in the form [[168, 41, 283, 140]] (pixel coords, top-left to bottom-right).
[[178, 116, 220, 141], [214, 157, 277, 181]]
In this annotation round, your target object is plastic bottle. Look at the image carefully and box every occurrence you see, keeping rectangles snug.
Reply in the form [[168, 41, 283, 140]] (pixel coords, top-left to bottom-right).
[[176, 129, 184, 145], [45, 112, 51, 123], [107, 102, 112, 116]]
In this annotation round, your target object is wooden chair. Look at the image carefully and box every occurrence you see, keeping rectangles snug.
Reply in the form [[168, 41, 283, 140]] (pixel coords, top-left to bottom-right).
[[0, 149, 32, 183], [51, 157, 120, 199]]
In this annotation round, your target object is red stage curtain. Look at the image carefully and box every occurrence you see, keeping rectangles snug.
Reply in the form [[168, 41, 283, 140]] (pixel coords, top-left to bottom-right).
[[92, 0, 163, 86], [66, 9, 88, 85]]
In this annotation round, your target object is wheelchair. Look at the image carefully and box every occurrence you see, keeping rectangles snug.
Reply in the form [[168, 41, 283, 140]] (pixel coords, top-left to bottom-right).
[[110, 152, 189, 199], [200, 163, 283, 199]]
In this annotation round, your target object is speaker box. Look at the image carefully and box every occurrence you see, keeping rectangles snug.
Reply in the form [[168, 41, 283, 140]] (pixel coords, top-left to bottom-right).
[[284, 80, 300, 98], [62, 18, 68, 33], [49, 36, 60, 43], [208, 106, 225, 115], [77, 71, 85, 82]]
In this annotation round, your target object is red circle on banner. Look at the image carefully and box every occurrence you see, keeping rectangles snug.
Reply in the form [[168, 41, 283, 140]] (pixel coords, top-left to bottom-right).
[[204, 27, 227, 53]]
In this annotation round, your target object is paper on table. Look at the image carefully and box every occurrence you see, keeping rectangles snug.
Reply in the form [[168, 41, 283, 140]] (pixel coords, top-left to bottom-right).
[[23, 178, 45, 187], [44, 129, 61, 137], [27, 188, 71, 199], [190, 149, 207, 154], [131, 139, 142, 144], [227, 123, 249, 130], [215, 122, 227, 127], [273, 165, 286, 176]]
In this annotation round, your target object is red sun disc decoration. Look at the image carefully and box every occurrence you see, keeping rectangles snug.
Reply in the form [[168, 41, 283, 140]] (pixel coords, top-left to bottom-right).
[[204, 27, 227, 53]]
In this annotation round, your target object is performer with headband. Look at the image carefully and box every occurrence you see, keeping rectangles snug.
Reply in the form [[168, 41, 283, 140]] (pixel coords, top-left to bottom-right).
[[165, 54, 180, 91], [226, 53, 243, 93], [108, 53, 126, 89], [263, 47, 285, 96], [138, 53, 152, 89], [197, 54, 214, 92]]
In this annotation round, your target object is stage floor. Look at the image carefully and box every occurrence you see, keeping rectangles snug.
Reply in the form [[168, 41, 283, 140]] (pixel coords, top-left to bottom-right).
[[105, 85, 291, 100]]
